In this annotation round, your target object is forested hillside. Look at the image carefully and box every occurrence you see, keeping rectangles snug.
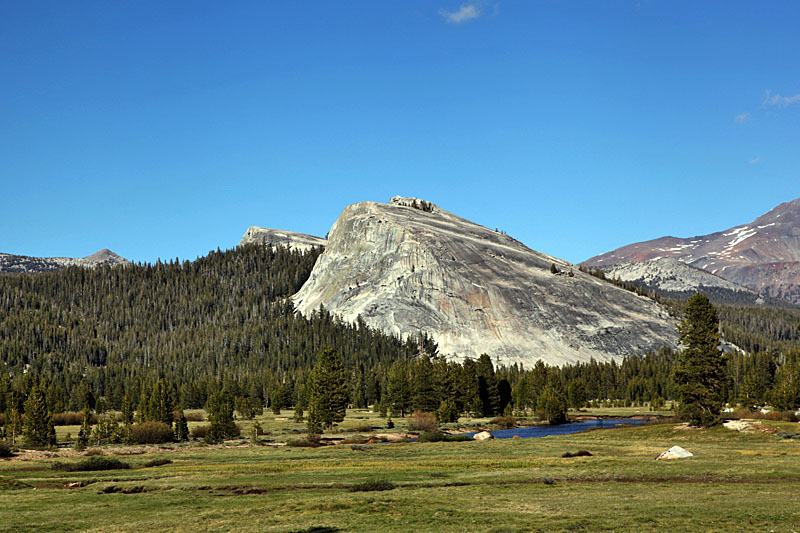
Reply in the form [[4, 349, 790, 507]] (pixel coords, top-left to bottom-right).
[[0, 245, 430, 413]]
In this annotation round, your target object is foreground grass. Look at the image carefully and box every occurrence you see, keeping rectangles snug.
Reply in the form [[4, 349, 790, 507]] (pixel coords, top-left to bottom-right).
[[3, 420, 800, 532]]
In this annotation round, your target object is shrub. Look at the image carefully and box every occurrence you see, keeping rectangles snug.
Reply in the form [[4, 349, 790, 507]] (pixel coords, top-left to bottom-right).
[[349, 478, 396, 492], [54, 412, 95, 426], [286, 438, 323, 448], [408, 411, 437, 432], [418, 431, 473, 443], [729, 408, 796, 422], [444, 434, 473, 442], [562, 450, 593, 458], [490, 415, 517, 429], [190, 424, 209, 440], [130, 422, 174, 444], [142, 458, 172, 468], [352, 422, 374, 433], [0, 440, 14, 458], [53, 456, 130, 472], [183, 411, 205, 422]]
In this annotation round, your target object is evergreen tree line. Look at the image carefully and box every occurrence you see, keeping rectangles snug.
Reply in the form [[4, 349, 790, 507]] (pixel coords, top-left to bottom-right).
[[1, 244, 799, 446], [0, 244, 432, 415]]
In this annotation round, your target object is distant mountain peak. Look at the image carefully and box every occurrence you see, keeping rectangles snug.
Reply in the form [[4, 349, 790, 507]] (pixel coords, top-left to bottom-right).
[[584, 198, 800, 304], [239, 226, 326, 252], [83, 249, 125, 262], [0, 249, 130, 273]]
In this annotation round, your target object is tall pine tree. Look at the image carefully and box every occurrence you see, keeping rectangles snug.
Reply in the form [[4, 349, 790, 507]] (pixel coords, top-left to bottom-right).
[[307, 348, 349, 434], [23, 384, 56, 448], [673, 293, 727, 427]]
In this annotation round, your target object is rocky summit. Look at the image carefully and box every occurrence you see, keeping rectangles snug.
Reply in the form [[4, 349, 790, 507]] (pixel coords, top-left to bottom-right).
[[239, 226, 326, 252], [0, 249, 129, 273], [293, 196, 677, 366], [584, 198, 800, 304]]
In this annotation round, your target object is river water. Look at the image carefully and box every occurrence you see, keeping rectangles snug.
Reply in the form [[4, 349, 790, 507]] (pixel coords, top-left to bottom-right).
[[467, 417, 649, 439]]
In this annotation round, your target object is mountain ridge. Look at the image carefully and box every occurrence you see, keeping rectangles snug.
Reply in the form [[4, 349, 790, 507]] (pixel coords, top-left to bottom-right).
[[584, 198, 800, 304], [0, 249, 130, 273]]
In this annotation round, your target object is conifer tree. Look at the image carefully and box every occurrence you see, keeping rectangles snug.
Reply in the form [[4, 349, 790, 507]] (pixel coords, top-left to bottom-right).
[[148, 379, 175, 426], [174, 411, 189, 442], [307, 348, 349, 434], [673, 293, 726, 427], [121, 390, 135, 425], [411, 356, 439, 412], [538, 377, 568, 424], [205, 389, 237, 444], [23, 385, 55, 448], [477, 354, 501, 417], [385, 360, 411, 417]]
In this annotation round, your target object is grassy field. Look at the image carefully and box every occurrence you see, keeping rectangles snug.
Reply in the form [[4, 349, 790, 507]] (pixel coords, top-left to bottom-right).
[[3, 411, 800, 532]]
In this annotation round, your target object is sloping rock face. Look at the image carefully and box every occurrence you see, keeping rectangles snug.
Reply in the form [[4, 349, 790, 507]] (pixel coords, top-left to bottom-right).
[[584, 198, 800, 304], [239, 227, 326, 252], [293, 196, 677, 366], [599, 258, 756, 294], [0, 249, 129, 273]]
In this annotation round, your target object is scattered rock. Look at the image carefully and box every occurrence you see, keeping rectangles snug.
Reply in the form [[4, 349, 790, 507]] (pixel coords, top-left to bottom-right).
[[723, 420, 754, 432], [473, 431, 494, 441], [655, 446, 693, 460]]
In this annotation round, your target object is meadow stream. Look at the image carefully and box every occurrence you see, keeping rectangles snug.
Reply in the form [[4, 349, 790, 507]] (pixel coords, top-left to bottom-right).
[[466, 417, 650, 439]]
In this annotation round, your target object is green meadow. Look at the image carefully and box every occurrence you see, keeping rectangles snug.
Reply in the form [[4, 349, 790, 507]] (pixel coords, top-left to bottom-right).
[[2, 412, 799, 532]]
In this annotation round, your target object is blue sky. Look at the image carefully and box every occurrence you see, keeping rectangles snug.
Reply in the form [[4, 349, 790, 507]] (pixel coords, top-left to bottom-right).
[[2, 1, 798, 264]]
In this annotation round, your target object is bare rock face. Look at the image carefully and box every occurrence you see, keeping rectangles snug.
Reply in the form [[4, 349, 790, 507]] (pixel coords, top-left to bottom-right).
[[598, 258, 756, 295], [584, 198, 800, 304], [0, 249, 129, 273], [293, 196, 677, 366], [239, 226, 326, 252]]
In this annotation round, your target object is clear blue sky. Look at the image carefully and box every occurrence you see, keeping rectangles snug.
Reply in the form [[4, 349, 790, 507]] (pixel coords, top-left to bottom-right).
[[2, 1, 798, 265]]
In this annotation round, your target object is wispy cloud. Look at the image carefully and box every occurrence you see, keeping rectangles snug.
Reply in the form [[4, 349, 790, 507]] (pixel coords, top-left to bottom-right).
[[748, 157, 760, 164], [734, 112, 749, 124], [763, 90, 800, 107], [439, 2, 482, 24]]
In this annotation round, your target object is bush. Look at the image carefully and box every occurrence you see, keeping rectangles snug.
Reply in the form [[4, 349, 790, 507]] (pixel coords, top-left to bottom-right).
[[53, 456, 130, 472], [54, 412, 95, 426], [130, 422, 174, 444], [142, 458, 172, 468], [287, 434, 323, 447], [408, 411, 438, 432], [190, 424, 209, 440], [0, 440, 14, 458], [562, 450, 593, 458], [349, 478, 396, 492], [444, 434, 473, 442], [729, 408, 796, 421], [352, 422, 374, 433], [183, 411, 205, 422], [489, 415, 517, 429], [417, 430, 445, 442]]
